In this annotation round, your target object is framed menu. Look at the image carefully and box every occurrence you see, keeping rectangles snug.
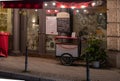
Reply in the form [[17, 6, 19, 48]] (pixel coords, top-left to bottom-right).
[[57, 12, 70, 33], [57, 18, 70, 32]]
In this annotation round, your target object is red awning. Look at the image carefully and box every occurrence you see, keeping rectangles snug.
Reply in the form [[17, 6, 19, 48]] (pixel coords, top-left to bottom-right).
[[42, 0, 92, 2], [2, 0, 93, 8], [2, 1, 43, 9]]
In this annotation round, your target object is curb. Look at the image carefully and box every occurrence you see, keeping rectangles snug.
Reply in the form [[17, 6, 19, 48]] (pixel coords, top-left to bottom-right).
[[0, 70, 55, 81]]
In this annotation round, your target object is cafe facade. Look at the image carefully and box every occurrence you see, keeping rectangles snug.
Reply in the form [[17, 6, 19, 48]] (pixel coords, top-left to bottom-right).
[[0, 0, 120, 68]]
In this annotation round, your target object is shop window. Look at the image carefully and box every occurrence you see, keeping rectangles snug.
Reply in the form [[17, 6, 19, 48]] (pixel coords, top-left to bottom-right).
[[26, 9, 39, 50], [0, 8, 12, 34]]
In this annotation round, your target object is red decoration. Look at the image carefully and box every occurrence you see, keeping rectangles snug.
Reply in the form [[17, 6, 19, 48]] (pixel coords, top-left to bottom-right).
[[2, 2, 43, 9], [10, 4, 15, 8], [46, 10, 59, 14], [56, 2, 91, 9], [34, 4, 39, 8], [2, 1, 92, 9], [25, 4, 31, 8], [18, 4, 23, 8]]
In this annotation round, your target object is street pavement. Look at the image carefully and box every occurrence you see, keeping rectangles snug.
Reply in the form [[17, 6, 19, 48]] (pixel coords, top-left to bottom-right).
[[0, 56, 120, 81]]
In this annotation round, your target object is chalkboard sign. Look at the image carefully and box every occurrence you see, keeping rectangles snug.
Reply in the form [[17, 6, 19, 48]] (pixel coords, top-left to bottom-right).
[[57, 12, 70, 33], [57, 18, 70, 32]]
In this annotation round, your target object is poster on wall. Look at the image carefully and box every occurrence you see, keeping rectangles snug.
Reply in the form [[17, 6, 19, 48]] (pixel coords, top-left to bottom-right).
[[57, 12, 70, 33], [46, 16, 57, 35]]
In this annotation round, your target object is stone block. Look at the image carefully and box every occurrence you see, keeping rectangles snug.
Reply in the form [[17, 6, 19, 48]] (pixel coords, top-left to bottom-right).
[[117, 9, 120, 22], [118, 37, 120, 51], [107, 51, 120, 68], [107, 23, 119, 36], [107, 9, 117, 22], [107, 37, 119, 51], [119, 24, 120, 36], [116, 53, 120, 68], [107, 51, 117, 67], [117, 0, 120, 8], [107, 0, 117, 9]]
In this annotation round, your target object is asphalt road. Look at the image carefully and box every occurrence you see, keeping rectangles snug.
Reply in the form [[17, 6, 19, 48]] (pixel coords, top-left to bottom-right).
[[0, 56, 120, 81]]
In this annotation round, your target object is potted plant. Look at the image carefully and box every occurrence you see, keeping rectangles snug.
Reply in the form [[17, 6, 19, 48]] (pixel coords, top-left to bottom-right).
[[85, 35, 107, 68]]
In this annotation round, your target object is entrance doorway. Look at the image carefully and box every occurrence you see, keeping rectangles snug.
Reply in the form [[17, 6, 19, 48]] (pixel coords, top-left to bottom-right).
[[20, 9, 46, 54]]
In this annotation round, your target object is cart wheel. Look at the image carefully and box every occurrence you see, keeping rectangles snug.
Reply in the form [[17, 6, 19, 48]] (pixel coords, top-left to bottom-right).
[[60, 53, 73, 66]]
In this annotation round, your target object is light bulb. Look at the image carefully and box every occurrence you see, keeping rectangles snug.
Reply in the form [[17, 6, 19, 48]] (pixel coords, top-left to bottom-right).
[[76, 10, 79, 13], [71, 6, 75, 9], [61, 5, 65, 8], [44, 3, 48, 6], [92, 2, 96, 7], [81, 5, 86, 9], [52, 2, 56, 6]]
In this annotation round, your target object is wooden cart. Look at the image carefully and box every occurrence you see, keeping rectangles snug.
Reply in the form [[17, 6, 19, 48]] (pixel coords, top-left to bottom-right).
[[55, 36, 81, 65]]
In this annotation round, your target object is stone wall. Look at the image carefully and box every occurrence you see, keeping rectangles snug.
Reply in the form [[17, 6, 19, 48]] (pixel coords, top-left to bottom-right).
[[107, 0, 120, 68]]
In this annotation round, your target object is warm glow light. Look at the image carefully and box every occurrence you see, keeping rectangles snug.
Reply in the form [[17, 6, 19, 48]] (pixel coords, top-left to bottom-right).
[[71, 6, 75, 9], [47, 10, 51, 13], [35, 9, 38, 12], [52, 2, 56, 6], [91, 2, 96, 7], [76, 10, 79, 13], [32, 19, 36, 23], [60, 5, 65, 8], [44, 3, 48, 6], [83, 9, 88, 13], [84, 9, 87, 12], [100, 13, 102, 15], [55, 10, 58, 13], [81, 5, 86, 8]]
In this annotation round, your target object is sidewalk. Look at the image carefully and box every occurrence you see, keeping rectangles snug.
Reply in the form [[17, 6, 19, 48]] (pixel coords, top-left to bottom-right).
[[0, 56, 120, 81]]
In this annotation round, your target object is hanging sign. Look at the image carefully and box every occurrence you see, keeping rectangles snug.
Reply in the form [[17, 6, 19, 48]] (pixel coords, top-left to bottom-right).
[[57, 12, 70, 33]]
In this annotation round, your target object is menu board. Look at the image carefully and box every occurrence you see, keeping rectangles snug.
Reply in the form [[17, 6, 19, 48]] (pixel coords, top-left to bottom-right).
[[57, 18, 70, 32], [46, 16, 57, 35], [57, 12, 70, 33]]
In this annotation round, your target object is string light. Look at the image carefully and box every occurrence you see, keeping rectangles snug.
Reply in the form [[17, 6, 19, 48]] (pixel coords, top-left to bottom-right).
[[55, 10, 58, 13], [76, 10, 79, 13], [60, 5, 65, 8], [81, 5, 86, 9], [32, 18, 36, 23], [91, 2, 96, 7], [35, 9, 38, 12], [47, 10, 51, 13], [71, 6, 75, 9], [52, 2, 56, 6], [46, 10, 59, 14], [100, 13, 102, 15], [83, 9, 89, 14], [44, 3, 48, 6]]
